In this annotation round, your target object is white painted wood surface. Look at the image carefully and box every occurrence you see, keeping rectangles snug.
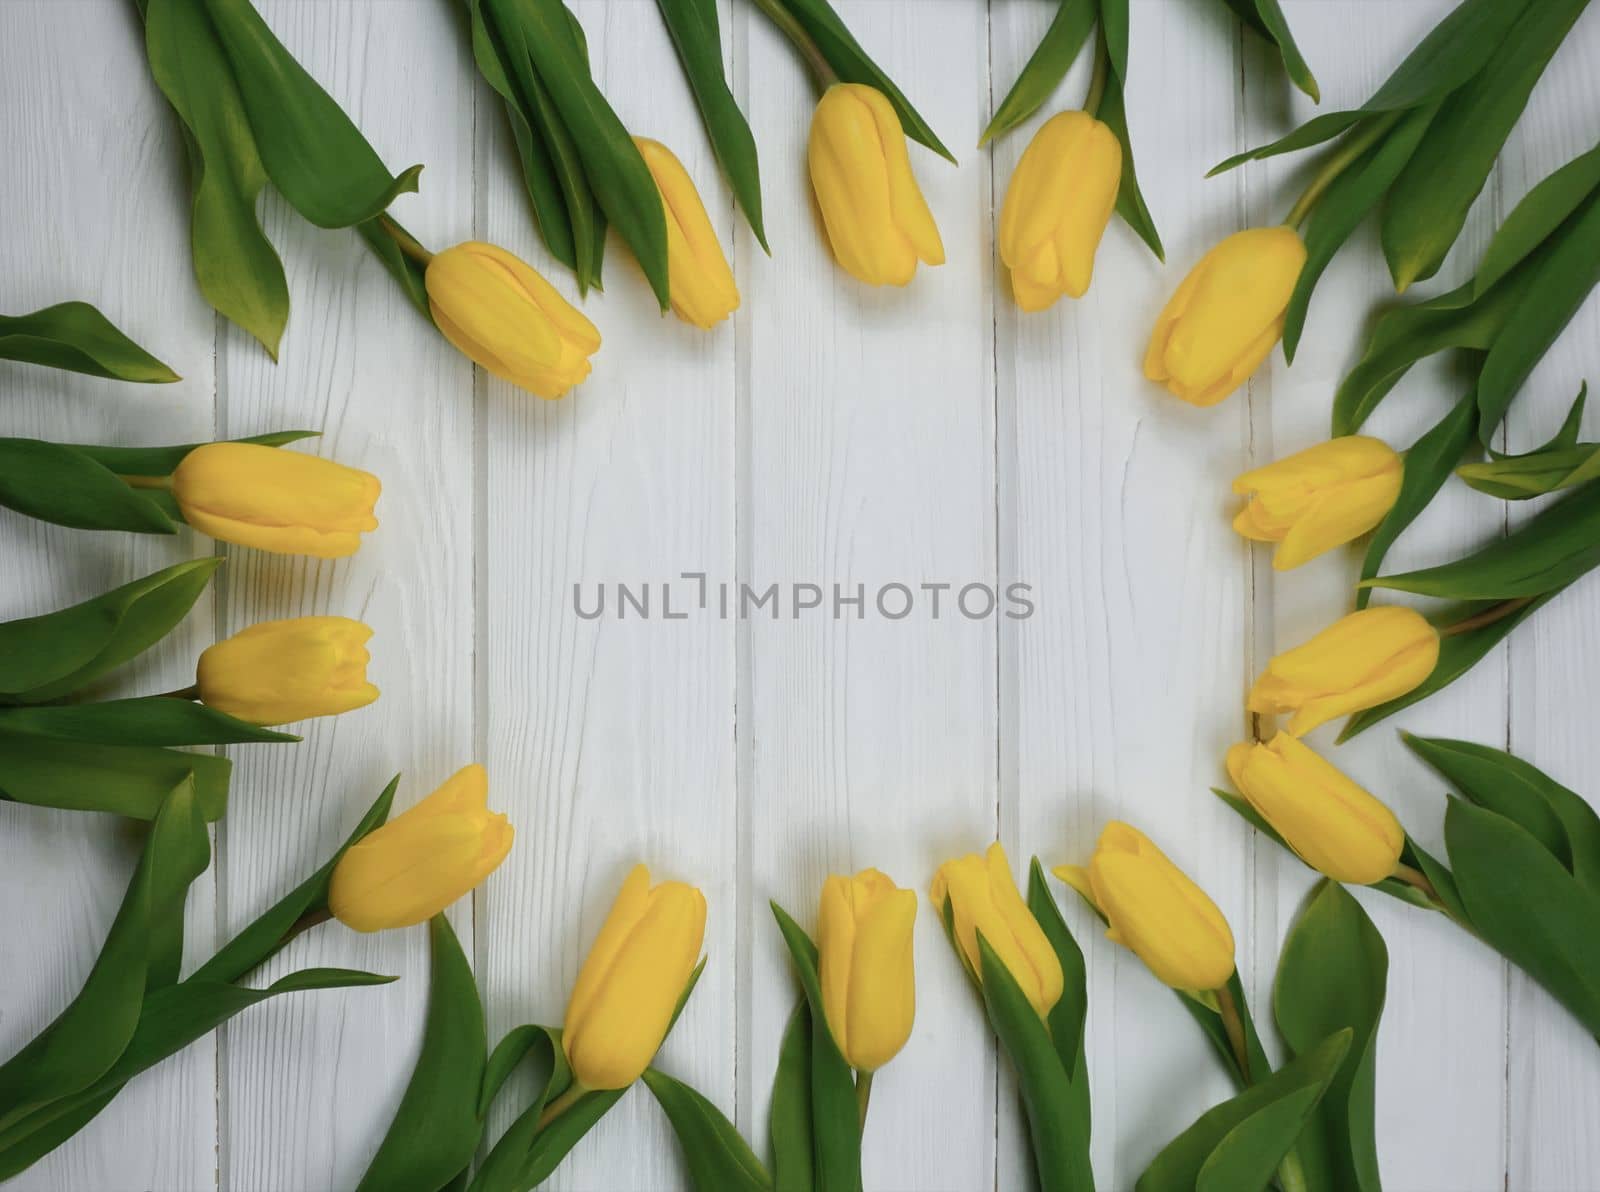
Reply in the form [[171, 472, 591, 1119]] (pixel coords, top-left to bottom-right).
[[2, 1, 1599, 1188]]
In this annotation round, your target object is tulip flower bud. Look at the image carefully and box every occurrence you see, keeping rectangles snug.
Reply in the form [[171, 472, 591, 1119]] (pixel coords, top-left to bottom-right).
[[425, 241, 601, 398], [1144, 226, 1306, 406], [634, 138, 740, 329], [998, 110, 1122, 310], [808, 83, 945, 287], [563, 864, 707, 1090], [329, 764, 512, 932], [170, 443, 379, 559], [196, 616, 378, 726], [817, 868, 917, 1072], [1056, 822, 1235, 992], [1248, 605, 1439, 736], [1227, 734, 1404, 885], [930, 843, 1062, 1019], [1233, 435, 1403, 569]]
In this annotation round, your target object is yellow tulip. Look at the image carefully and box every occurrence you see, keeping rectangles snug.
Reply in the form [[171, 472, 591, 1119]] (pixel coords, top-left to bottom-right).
[[1227, 734, 1405, 885], [563, 864, 707, 1090], [196, 616, 378, 726], [425, 241, 601, 398], [1233, 436, 1403, 570], [634, 138, 740, 329], [808, 83, 945, 287], [1248, 606, 1439, 736], [1144, 226, 1307, 406], [930, 843, 1062, 1019], [329, 764, 512, 932], [171, 442, 379, 559], [998, 110, 1122, 310], [817, 868, 917, 1071], [1055, 822, 1235, 992]]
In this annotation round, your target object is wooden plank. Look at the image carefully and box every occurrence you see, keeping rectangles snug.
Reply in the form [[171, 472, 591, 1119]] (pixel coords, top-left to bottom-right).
[[0, 2, 221, 1188], [1246, 4, 1509, 1189], [213, 3, 477, 1189], [736, 3, 997, 1187], [473, 0, 740, 1186], [1499, 19, 1600, 1188]]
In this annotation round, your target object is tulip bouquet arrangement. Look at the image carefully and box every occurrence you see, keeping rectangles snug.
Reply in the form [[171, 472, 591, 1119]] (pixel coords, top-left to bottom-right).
[[0, 301, 177, 383], [0, 765, 513, 1182], [1060, 826, 1389, 1192]]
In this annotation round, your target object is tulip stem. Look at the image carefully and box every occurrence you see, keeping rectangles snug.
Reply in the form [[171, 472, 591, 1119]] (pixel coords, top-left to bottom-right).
[[1215, 984, 1251, 1084], [377, 214, 434, 266], [118, 474, 172, 490], [1441, 596, 1535, 637], [749, 0, 836, 89], [1282, 110, 1405, 231], [1392, 861, 1440, 902], [1082, 27, 1110, 117], [538, 1084, 587, 1131], [854, 1070, 874, 1132]]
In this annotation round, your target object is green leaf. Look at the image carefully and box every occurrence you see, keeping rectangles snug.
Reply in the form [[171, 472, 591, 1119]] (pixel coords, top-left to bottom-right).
[[199, 0, 422, 228], [0, 559, 219, 703], [1380, 0, 1589, 291], [1135, 1030, 1352, 1192], [1209, 0, 1527, 174], [67, 430, 317, 480], [141, 0, 291, 357], [357, 217, 433, 321], [1446, 799, 1600, 1037], [486, 0, 669, 306], [1223, 0, 1318, 102], [357, 916, 487, 1192], [1284, 105, 1436, 361], [1404, 734, 1600, 896], [770, 902, 861, 1192], [643, 1068, 772, 1192], [1368, 481, 1600, 599], [0, 735, 230, 821], [1097, 64, 1163, 261], [0, 779, 208, 1131], [191, 776, 399, 984], [981, 0, 1096, 146], [769, 1001, 816, 1192], [1339, 592, 1557, 740], [1355, 392, 1477, 609], [1027, 859, 1091, 1144], [1175, 971, 1272, 1091], [1212, 787, 1290, 851], [1459, 444, 1600, 500], [1274, 883, 1387, 1192], [0, 302, 178, 383], [0, 438, 177, 534], [976, 934, 1095, 1192], [653, 0, 767, 249], [777, 0, 954, 163], [0, 700, 296, 746]]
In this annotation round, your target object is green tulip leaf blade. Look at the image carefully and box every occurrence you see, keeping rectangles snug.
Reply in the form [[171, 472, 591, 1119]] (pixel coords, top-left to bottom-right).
[[480, 1025, 550, 1119], [768, 999, 816, 1192], [1459, 445, 1600, 500], [1355, 392, 1477, 609], [1025, 857, 1091, 1137], [1274, 882, 1387, 1192], [1175, 970, 1271, 1091], [0, 302, 178, 383], [1476, 143, 1600, 296], [0, 438, 177, 534], [1134, 1029, 1352, 1192], [980, 0, 1096, 146], [0, 778, 208, 1125], [1097, 61, 1163, 261], [68, 429, 318, 481], [770, 901, 862, 1192], [0, 736, 231, 821], [1224, 0, 1318, 102], [190, 776, 399, 984], [1404, 734, 1600, 896], [653, 0, 767, 249], [1445, 798, 1600, 1037], [1380, 0, 1588, 292], [358, 217, 433, 322], [777, 0, 953, 163], [976, 934, 1095, 1192], [357, 915, 487, 1192], [140, 0, 291, 357], [0, 700, 296, 746], [0, 558, 220, 703], [1339, 593, 1556, 740], [642, 1068, 773, 1192], [199, 0, 422, 229], [1212, 787, 1290, 852], [1367, 481, 1600, 600]]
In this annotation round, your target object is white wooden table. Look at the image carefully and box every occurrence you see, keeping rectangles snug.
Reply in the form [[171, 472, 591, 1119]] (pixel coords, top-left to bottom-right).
[[3, 1, 1598, 1188]]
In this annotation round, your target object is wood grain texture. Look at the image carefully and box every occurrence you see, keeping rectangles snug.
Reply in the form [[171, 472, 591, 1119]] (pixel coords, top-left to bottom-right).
[[3, 1, 1600, 1189]]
